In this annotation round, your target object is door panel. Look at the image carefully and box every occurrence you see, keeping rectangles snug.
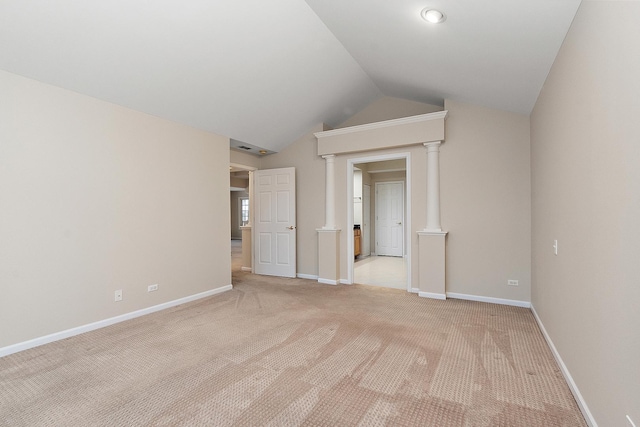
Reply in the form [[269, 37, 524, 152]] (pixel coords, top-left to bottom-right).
[[375, 181, 404, 257], [254, 167, 296, 277]]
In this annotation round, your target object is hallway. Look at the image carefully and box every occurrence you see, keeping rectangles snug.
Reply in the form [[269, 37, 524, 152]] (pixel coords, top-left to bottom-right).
[[354, 255, 407, 290]]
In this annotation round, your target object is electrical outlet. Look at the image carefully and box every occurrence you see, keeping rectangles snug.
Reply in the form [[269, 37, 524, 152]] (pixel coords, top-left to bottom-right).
[[148, 284, 159, 292], [114, 289, 123, 302], [508, 280, 519, 286], [627, 415, 636, 427]]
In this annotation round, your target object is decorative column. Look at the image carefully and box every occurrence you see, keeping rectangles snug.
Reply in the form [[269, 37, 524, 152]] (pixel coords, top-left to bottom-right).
[[322, 154, 336, 229], [240, 170, 254, 272], [425, 141, 442, 232], [418, 141, 447, 299], [317, 154, 340, 285]]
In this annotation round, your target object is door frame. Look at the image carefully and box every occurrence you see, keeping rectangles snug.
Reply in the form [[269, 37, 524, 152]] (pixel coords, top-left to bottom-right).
[[374, 180, 405, 257], [346, 152, 411, 291], [362, 184, 371, 257], [230, 162, 257, 274]]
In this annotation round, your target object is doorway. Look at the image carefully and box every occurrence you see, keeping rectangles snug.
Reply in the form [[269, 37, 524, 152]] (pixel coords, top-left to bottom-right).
[[230, 163, 256, 275], [348, 153, 410, 291]]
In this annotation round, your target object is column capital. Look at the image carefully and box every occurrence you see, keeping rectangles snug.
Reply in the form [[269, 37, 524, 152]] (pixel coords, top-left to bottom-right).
[[322, 154, 336, 161], [423, 141, 442, 151]]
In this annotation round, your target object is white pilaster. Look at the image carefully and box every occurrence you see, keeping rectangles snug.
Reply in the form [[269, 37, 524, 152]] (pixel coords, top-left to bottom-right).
[[322, 154, 336, 229], [424, 141, 442, 232]]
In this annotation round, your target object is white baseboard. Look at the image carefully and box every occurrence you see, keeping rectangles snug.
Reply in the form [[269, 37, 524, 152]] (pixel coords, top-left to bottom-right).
[[530, 305, 597, 427], [296, 273, 318, 280], [241, 267, 252, 272], [317, 278, 338, 285], [410, 287, 420, 294], [418, 291, 446, 300], [0, 284, 233, 358], [340, 279, 351, 285], [446, 292, 531, 308]]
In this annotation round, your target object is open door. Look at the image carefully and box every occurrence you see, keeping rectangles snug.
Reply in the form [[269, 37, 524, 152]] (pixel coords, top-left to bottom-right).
[[254, 167, 296, 278]]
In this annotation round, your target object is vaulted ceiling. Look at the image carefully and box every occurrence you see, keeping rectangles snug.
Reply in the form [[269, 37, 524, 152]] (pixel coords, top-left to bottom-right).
[[0, 0, 581, 153]]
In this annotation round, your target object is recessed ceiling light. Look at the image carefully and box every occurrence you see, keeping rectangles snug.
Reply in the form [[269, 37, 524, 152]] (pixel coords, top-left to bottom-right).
[[421, 8, 446, 24]]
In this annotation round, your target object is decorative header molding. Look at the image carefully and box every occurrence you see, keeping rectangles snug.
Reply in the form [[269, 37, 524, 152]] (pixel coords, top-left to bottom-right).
[[314, 110, 448, 139], [315, 111, 448, 157]]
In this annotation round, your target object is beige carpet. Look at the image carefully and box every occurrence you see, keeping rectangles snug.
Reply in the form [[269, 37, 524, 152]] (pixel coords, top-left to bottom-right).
[[0, 251, 586, 426]]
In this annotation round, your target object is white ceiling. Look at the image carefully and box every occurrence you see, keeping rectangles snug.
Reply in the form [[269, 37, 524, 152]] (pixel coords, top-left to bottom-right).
[[0, 0, 581, 153]]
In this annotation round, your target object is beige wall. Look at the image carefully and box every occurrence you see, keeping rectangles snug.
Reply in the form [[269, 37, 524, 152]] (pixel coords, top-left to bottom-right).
[[260, 104, 428, 281], [230, 176, 249, 189], [260, 97, 531, 301], [338, 96, 443, 128], [230, 149, 260, 169], [0, 70, 231, 348], [531, 2, 640, 425], [259, 124, 327, 277], [442, 100, 531, 302]]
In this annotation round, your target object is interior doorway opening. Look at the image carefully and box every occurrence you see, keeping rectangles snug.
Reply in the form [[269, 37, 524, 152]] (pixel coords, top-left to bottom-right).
[[229, 163, 255, 274], [348, 154, 410, 291]]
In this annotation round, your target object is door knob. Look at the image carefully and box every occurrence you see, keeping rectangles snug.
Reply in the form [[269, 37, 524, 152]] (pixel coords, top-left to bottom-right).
[[287, 226, 296, 230], [397, 222, 402, 225]]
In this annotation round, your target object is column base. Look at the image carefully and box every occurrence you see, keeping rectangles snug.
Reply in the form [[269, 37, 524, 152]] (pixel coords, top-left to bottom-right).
[[317, 229, 340, 285], [417, 230, 448, 298]]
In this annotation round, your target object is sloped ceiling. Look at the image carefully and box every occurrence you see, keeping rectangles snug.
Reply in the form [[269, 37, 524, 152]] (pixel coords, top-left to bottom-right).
[[0, 0, 581, 153]]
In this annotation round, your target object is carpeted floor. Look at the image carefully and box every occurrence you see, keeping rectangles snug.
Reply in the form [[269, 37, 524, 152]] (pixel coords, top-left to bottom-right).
[[0, 244, 586, 426]]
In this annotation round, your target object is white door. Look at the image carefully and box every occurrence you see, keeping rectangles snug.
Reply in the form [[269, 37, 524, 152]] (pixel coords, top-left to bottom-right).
[[254, 167, 296, 277], [362, 184, 371, 257], [375, 181, 404, 257]]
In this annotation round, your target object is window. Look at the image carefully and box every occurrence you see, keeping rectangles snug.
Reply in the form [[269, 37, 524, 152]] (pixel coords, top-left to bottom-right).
[[240, 197, 249, 226]]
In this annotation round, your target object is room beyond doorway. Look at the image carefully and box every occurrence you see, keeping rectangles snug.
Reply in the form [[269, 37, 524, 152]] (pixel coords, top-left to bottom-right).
[[354, 255, 406, 289]]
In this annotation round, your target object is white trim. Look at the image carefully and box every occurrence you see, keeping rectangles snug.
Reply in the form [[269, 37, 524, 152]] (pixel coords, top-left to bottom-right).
[[531, 305, 597, 427], [367, 168, 405, 174], [419, 291, 447, 300], [410, 287, 420, 294], [417, 230, 448, 236], [340, 279, 351, 285], [296, 273, 318, 280], [315, 111, 448, 139], [229, 162, 257, 172], [316, 228, 341, 233], [318, 278, 338, 285], [0, 285, 233, 358], [347, 152, 411, 293], [446, 292, 530, 308], [241, 267, 252, 272]]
